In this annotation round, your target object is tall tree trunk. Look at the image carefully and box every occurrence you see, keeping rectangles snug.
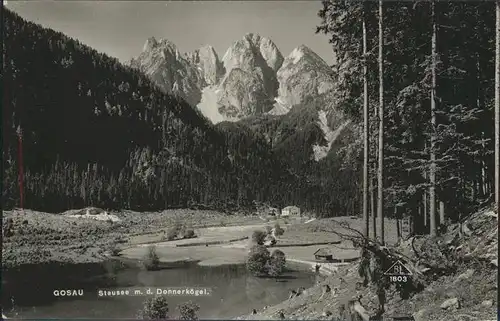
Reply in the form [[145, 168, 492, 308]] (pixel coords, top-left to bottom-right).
[[372, 98, 378, 239], [439, 201, 445, 226], [477, 53, 488, 199], [395, 207, 401, 244], [429, 0, 438, 236], [423, 144, 428, 229], [481, 131, 488, 197], [495, 0, 500, 213], [371, 178, 377, 239], [363, 12, 370, 239], [17, 125, 24, 210], [377, 0, 385, 244]]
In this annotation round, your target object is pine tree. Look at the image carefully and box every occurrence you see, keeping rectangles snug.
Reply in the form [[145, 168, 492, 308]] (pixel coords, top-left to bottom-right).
[[363, 3, 370, 238], [495, 0, 500, 212], [429, 0, 438, 236], [377, 0, 385, 244]]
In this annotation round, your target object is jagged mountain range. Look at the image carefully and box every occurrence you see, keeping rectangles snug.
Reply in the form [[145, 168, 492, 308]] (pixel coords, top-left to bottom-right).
[[130, 33, 337, 124]]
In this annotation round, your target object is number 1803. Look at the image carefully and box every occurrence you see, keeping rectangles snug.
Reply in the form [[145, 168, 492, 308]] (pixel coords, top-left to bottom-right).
[[389, 275, 408, 282]]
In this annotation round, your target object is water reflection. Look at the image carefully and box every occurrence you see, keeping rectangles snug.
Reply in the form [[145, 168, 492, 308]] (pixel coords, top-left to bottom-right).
[[2, 260, 316, 319]]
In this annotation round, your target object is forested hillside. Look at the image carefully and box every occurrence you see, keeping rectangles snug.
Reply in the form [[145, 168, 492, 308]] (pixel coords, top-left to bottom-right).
[[240, 94, 363, 217], [2, 9, 331, 214]]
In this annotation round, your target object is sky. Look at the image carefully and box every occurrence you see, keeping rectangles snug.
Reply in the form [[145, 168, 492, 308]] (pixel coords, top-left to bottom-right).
[[6, 0, 335, 64]]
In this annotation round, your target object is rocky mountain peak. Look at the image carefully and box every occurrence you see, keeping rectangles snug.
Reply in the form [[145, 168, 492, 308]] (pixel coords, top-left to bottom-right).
[[271, 45, 336, 112], [282, 45, 329, 69], [188, 45, 225, 85], [221, 33, 283, 74], [133, 34, 335, 124], [143, 37, 158, 52], [132, 37, 205, 106], [244, 32, 261, 44], [218, 33, 283, 118]]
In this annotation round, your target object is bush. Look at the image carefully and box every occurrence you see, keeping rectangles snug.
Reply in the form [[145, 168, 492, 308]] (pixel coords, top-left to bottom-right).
[[251, 230, 267, 245], [3, 218, 13, 237], [265, 225, 272, 235], [246, 245, 270, 276], [137, 295, 169, 320], [274, 223, 284, 237], [267, 250, 286, 277], [110, 244, 121, 256], [142, 245, 160, 270], [271, 249, 286, 262], [166, 227, 178, 241], [177, 301, 200, 320], [183, 229, 196, 239]]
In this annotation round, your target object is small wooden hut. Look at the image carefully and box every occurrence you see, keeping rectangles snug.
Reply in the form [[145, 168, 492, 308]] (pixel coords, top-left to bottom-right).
[[314, 248, 333, 261]]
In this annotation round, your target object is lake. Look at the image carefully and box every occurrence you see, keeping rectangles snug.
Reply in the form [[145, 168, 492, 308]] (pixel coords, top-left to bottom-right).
[[1, 259, 317, 319]]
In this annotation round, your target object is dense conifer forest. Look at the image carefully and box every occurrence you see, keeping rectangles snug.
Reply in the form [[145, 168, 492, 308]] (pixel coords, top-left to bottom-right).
[[316, 0, 498, 234], [2, 9, 359, 215]]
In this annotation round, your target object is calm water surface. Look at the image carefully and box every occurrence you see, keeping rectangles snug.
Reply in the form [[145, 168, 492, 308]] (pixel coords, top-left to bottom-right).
[[2, 260, 316, 319]]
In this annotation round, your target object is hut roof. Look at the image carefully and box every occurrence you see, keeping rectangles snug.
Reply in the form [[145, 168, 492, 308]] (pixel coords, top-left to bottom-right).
[[314, 248, 332, 256]]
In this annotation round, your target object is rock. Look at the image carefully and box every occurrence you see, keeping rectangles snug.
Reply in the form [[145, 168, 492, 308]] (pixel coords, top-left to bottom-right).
[[272, 45, 335, 113], [490, 259, 498, 267], [217, 68, 273, 119], [322, 310, 332, 317], [251, 309, 257, 315], [440, 298, 460, 310], [187, 45, 225, 86], [222, 33, 283, 81], [484, 210, 497, 218], [296, 287, 305, 295], [415, 311, 429, 321], [453, 269, 475, 283], [218, 33, 282, 119], [481, 299, 493, 307], [322, 284, 331, 294], [131, 38, 205, 106], [461, 223, 473, 236]]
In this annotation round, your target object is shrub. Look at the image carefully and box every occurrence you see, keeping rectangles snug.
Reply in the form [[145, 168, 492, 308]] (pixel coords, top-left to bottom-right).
[[142, 245, 160, 270], [183, 229, 196, 239], [265, 225, 272, 235], [110, 244, 121, 256], [274, 223, 284, 237], [251, 230, 267, 245], [271, 249, 286, 262], [3, 218, 13, 237], [246, 245, 270, 276], [137, 295, 169, 320], [177, 301, 200, 320], [166, 227, 178, 241], [267, 250, 286, 277]]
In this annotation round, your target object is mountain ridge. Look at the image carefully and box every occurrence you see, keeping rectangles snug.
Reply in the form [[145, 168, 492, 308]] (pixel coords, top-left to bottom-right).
[[130, 33, 337, 123]]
